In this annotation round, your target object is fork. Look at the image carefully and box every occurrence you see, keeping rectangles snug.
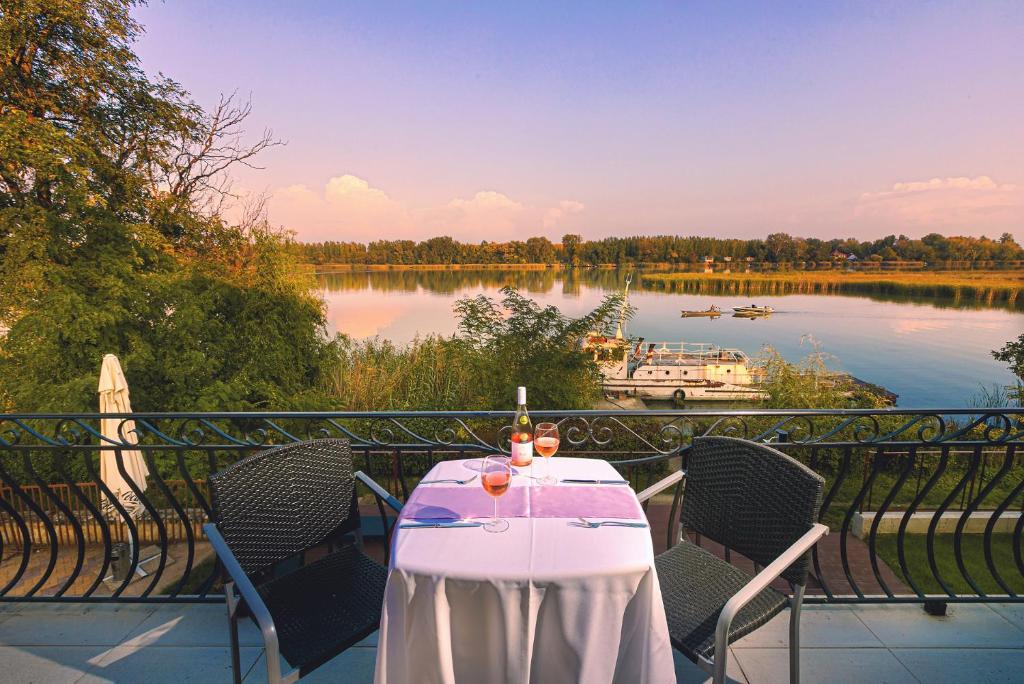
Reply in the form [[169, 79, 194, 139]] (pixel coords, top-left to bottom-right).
[[572, 517, 649, 529], [418, 474, 479, 485]]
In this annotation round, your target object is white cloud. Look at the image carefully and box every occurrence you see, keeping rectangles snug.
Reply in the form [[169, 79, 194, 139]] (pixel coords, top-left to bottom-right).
[[447, 190, 523, 212], [543, 200, 585, 229], [267, 175, 583, 241], [889, 176, 1014, 193], [437, 190, 526, 236], [269, 174, 413, 241], [856, 176, 1022, 229]]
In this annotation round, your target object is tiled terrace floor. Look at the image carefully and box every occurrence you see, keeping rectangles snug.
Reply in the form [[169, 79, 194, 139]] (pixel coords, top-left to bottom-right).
[[0, 601, 1022, 683]]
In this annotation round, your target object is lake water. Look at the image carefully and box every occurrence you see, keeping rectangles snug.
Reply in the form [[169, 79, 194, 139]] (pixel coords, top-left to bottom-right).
[[316, 269, 1022, 408]]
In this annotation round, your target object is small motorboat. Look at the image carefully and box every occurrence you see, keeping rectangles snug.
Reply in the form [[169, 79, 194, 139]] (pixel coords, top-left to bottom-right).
[[732, 304, 774, 315], [681, 306, 722, 318]]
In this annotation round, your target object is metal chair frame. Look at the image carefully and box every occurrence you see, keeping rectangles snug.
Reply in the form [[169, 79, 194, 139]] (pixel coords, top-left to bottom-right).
[[640, 437, 828, 684], [204, 439, 402, 684]]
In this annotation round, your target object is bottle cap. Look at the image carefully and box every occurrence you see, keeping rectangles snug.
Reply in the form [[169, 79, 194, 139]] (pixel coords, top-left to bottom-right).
[[517, 386, 526, 404]]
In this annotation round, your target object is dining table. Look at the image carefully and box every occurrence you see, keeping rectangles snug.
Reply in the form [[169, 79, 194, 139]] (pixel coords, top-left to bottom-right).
[[373, 456, 676, 684]]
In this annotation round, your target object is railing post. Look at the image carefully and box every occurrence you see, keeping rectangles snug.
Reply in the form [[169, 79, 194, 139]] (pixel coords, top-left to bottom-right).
[[923, 600, 947, 617]]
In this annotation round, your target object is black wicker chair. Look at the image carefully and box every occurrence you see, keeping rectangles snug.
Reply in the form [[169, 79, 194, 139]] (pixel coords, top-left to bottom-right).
[[639, 436, 828, 684], [203, 439, 403, 684]]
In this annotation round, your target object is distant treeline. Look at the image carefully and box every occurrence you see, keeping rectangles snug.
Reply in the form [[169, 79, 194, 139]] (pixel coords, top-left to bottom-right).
[[291, 232, 1024, 266]]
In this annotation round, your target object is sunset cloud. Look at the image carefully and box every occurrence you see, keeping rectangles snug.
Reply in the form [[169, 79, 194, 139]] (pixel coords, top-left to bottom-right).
[[543, 200, 586, 229], [448, 190, 523, 212], [271, 175, 413, 240], [267, 175, 583, 241], [856, 176, 1022, 229]]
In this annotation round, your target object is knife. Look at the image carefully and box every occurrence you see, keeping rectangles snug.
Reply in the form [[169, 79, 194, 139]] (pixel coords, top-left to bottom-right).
[[559, 478, 630, 485], [399, 521, 484, 529]]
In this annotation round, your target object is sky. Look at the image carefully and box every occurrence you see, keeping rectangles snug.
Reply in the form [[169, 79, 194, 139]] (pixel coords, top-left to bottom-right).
[[134, 1, 1024, 243]]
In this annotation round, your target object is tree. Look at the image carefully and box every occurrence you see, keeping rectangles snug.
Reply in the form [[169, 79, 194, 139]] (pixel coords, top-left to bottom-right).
[[0, 1, 332, 412], [562, 233, 581, 266], [992, 335, 1024, 404], [453, 287, 629, 409], [524, 236, 556, 263], [764, 233, 798, 262]]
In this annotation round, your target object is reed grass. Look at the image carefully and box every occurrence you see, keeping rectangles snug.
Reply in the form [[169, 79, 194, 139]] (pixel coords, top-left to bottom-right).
[[325, 336, 481, 411], [642, 270, 1023, 308]]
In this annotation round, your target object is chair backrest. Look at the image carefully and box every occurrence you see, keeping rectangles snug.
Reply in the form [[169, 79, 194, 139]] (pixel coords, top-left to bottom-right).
[[209, 438, 357, 577], [680, 436, 824, 585]]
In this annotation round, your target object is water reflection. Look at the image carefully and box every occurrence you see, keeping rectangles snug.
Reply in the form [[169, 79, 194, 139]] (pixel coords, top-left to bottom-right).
[[316, 267, 1018, 311], [315, 268, 1023, 408]]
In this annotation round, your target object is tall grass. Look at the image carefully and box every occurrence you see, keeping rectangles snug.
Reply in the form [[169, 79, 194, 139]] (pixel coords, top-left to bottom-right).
[[969, 383, 1023, 408], [325, 336, 480, 411], [642, 271, 1023, 309], [758, 344, 890, 409], [324, 339, 893, 412]]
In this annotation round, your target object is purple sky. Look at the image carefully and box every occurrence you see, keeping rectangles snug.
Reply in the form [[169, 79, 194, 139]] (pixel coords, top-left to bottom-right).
[[135, 1, 1024, 243]]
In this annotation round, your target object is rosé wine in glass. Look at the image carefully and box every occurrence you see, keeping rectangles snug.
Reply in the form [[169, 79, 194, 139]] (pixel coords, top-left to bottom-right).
[[482, 470, 511, 497], [480, 455, 511, 533], [534, 423, 559, 484], [535, 436, 559, 458]]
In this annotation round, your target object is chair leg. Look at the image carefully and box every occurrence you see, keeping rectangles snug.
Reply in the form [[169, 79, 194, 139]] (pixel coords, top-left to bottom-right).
[[789, 584, 806, 684], [712, 652, 728, 684], [226, 582, 242, 684]]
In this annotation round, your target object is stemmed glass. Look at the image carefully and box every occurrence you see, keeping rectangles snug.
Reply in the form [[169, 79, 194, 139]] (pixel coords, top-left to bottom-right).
[[534, 423, 560, 485], [480, 454, 512, 533]]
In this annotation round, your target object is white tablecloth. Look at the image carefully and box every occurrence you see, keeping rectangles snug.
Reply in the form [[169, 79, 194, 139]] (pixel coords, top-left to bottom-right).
[[374, 457, 676, 684]]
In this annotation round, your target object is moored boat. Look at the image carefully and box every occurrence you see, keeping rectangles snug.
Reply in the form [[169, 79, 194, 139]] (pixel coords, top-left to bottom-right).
[[583, 275, 767, 402], [732, 304, 774, 315], [583, 337, 768, 401], [681, 306, 722, 318]]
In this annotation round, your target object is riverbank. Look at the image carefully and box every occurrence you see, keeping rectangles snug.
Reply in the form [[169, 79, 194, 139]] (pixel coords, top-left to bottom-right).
[[304, 261, 1024, 273], [308, 262, 561, 272], [641, 271, 1023, 309]]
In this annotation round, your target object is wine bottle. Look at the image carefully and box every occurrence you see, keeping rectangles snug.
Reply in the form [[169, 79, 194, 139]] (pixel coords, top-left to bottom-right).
[[510, 386, 533, 466]]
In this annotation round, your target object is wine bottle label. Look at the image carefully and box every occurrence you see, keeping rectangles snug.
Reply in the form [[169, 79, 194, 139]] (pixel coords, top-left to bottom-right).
[[511, 440, 533, 465]]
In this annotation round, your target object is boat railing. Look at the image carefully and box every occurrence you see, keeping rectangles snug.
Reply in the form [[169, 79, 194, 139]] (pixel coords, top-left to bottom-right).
[[641, 342, 750, 365]]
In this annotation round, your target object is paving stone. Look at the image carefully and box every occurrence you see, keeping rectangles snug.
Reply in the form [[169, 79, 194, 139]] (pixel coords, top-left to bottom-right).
[[852, 603, 1024, 648], [79, 645, 263, 683], [732, 604, 883, 649], [1, 602, 1022, 682], [892, 648, 1024, 684], [354, 630, 379, 648], [120, 603, 263, 648], [673, 648, 748, 683], [988, 603, 1024, 632], [0, 604, 156, 647], [0, 645, 108, 684], [243, 646, 377, 683], [733, 647, 917, 684]]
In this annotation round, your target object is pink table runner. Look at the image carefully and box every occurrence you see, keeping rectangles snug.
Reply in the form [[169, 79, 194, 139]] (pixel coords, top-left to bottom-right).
[[400, 484, 643, 521]]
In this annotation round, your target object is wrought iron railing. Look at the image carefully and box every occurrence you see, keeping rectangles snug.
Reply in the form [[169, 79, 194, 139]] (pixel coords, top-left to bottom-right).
[[0, 408, 1021, 604]]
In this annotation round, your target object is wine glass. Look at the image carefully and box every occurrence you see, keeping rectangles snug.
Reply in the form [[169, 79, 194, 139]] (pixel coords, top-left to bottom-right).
[[480, 454, 512, 533], [534, 423, 559, 485]]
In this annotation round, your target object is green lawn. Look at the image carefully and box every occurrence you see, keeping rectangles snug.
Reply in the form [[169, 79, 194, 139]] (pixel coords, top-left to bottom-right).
[[873, 533, 1023, 596]]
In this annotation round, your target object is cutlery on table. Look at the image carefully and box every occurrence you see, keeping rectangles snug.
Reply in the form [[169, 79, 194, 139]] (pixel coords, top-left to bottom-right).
[[570, 517, 649, 529], [559, 478, 630, 485], [418, 474, 479, 485], [399, 521, 484, 529]]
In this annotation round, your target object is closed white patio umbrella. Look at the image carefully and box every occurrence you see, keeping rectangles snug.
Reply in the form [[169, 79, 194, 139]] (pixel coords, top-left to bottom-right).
[[98, 354, 150, 519]]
